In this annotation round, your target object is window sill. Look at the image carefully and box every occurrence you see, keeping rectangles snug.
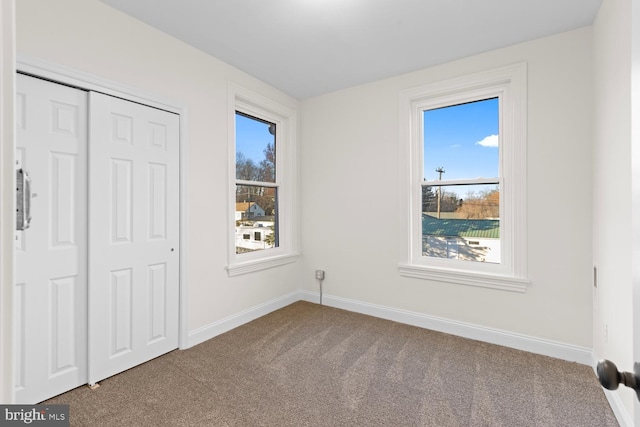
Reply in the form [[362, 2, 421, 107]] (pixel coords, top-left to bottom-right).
[[398, 264, 529, 292], [226, 252, 299, 277]]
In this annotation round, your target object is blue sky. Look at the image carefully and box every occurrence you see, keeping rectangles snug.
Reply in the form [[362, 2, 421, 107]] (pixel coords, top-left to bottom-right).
[[423, 97, 499, 182], [236, 113, 274, 164], [237, 100, 498, 196]]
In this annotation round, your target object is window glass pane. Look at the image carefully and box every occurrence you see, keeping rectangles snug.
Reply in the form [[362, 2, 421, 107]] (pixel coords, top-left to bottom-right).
[[235, 184, 278, 254], [422, 184, 500, 263], [423, 98, 499, 181], [236, 112, 276, 182]]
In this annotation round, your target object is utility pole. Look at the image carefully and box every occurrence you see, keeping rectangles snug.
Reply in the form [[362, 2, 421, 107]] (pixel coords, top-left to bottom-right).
[[436, 167, 445, 219]]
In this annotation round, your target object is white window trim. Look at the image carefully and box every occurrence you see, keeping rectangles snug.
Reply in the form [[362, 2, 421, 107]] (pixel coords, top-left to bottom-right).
[[226, 83, 299, 276], [398, 63, 529, 292]]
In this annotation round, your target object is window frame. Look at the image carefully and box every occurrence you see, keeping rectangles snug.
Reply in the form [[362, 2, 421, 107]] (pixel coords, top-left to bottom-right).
[[226, 84, 298, 276], [398, 63, 529, 292]]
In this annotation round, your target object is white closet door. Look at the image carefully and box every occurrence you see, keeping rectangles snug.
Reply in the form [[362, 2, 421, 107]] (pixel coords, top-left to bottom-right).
[[14, 74, 88, 403], [88, 92, 180, 384]]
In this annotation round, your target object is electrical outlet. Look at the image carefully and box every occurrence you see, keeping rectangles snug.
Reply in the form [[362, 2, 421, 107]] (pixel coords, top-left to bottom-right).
[[315, 270, 325, 280]]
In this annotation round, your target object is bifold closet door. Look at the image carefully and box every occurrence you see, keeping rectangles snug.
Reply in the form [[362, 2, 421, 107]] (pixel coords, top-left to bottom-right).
[[14, 74, 88, 404], [87, 92, 180, 385], [14, 76, 180, 402]]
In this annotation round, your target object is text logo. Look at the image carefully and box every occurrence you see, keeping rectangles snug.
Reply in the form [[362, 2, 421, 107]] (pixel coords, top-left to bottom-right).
[[0, 405, 69, 426]]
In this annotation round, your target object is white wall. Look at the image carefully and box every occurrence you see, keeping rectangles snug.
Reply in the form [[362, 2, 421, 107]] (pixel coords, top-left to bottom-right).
[[15, 0, 301, 340], [300, 28, 594, 347], [593, 0, 636, 422]]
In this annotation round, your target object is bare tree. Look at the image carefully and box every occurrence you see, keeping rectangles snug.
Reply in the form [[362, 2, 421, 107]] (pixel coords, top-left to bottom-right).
[[456, 189, 499, 219]]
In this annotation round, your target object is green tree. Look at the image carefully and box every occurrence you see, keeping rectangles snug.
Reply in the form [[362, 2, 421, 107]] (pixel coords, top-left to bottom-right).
[[264, 224, 276, 247], [422, 185, 437, 212]]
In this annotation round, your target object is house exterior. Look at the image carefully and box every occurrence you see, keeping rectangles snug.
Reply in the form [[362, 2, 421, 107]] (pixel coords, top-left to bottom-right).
[[235, 202, 273, 251], [422, 215, 500, 263], [235, 202, 266, 221], [235, 222, 275, 252]]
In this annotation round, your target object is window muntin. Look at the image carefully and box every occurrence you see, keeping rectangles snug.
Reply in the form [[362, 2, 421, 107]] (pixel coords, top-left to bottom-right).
[[422, 98, 500, 264]]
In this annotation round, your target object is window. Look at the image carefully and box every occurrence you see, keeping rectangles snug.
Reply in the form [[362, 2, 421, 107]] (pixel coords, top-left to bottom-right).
[[399, 63, 529, 291], [227, 84, 298, 276], [235, 112, 278, 252], [423, 98, 500, 263]]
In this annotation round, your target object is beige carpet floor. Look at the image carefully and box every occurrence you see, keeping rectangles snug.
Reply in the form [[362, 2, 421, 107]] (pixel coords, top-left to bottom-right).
[[45, 301, 619, 426]]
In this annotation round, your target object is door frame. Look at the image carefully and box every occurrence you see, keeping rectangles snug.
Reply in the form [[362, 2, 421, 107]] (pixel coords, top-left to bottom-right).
[[632, 0, 640, 423], [13, 54, 189, 396], [0, 0, 16, 405]]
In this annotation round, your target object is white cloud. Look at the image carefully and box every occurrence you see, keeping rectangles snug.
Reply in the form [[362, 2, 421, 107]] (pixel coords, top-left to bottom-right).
[[475, 134, 499, 147]]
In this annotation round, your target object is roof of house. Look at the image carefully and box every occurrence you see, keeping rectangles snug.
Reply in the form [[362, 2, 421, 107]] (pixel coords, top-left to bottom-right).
[[235, 202, 259, 212], [422, 215, 500, 239]]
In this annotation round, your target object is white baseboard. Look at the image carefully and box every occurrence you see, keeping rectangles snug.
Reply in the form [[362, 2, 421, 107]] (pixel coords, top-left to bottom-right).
[[188, 290, 593, 364], [300, 290, 592, 365], [600, 386, 633, 427], [186, 291, 300, 348]]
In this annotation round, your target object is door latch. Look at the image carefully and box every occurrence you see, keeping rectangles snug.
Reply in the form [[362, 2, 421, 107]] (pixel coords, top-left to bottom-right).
[[16, 168, 32, 231]]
